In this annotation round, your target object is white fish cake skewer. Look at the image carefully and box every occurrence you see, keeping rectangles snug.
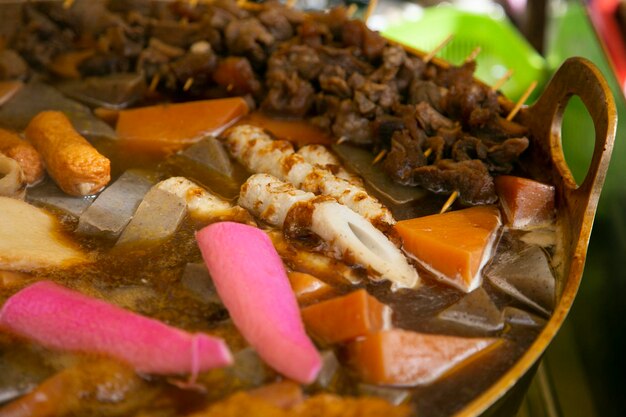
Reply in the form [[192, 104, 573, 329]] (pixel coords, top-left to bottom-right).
[[239, 174, 418, 290], [226, 125, 394, 228], [297, 144, 364, 187]]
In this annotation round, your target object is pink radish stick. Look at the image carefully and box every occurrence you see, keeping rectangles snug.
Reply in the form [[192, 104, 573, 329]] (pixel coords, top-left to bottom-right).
[[0, 281, 232, 376], [196, 222, 321, 384]]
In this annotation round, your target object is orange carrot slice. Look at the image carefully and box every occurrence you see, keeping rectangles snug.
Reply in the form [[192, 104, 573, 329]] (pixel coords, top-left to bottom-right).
[[347, 329, 501, 386], [288, 271, 334, 305], [116, 98, 248, 155], [301, 289, 391, 344], [394, 206, 501, 292], [495, 175, 555, 229], [236, 112, 333, 146]]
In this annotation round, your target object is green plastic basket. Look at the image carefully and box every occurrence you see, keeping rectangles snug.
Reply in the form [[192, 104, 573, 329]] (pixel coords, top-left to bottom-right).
[[382, 6, 548, 101]]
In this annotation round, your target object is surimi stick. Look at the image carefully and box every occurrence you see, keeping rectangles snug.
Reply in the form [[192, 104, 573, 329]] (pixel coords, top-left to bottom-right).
[[0, 281, 232, 376], [197, 222, 321, 383], [25, 111, 110, 196], [0, 128, 44, 185]]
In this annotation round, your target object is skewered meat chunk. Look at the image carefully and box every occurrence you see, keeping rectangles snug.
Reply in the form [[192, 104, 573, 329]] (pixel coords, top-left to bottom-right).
[[239, 174, 418, 290], [226, 125, 394, 228]]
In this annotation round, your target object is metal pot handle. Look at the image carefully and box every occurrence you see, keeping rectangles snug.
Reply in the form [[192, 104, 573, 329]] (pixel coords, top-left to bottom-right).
[[521, 57, 617, 241]]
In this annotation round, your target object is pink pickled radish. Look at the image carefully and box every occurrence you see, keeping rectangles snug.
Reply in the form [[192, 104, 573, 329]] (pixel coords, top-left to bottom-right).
[[0, 281, 232, 375], [196, 222, 321, 384]]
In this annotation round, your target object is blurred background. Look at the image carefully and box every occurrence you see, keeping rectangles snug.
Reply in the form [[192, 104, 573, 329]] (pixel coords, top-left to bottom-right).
[[353, 0, 625, 415]]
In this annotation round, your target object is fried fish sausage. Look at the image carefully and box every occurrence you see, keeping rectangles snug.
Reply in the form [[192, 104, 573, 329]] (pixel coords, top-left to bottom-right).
[[0, 128, 44, 184], [25, 111, 110, 196]]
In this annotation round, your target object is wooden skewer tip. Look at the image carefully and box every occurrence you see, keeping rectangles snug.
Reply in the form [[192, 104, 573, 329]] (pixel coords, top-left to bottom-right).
[[423, 148, 433, 158], [148, 74, 161, 92], [440, 190, 459, 214], [336, 136, 349, 145], [372, 149, 387, 165], [364, 0, 378, 24], [492, 69, 514, 91], [506, 80, 537, 121], [423, 34, 454, 64], [183, 77, 194, 91], [346, 3, 358, 19], [464, 46, 482, 64]]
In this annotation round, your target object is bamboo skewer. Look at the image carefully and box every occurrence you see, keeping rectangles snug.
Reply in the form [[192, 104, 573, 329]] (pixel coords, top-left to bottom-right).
[[423, 148, 433, 158], [492, 69, 514, 91], [346, 3, 358, 18], [372, 149, 387, 165], [183, 78, 194, 92], [336, 136, 349, 145], [506, 80, 537, 121], [364, 0, 378, 24], [423, 34, 454, 64], [148, 74, 161, 93], [440, 191, 458, 214], [464, 46, 481, 64]]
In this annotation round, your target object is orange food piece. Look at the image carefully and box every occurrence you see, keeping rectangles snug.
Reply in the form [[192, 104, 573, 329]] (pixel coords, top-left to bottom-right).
[[300, 289, 390, 344], [237, 112, 332, 146], [495, 175, 555, 229], [49, 50, 95, 78], [288, 271, 334, 304], [116, 98, 248, 155], [25, 111, 110, 196], [394, 206, 501, 291], [346, 329, 501, 386]]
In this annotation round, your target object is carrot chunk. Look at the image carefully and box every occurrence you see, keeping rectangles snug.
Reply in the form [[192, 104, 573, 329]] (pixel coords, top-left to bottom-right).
[[394, 206, 501, 292], [116, 98, 248, 154], [288, 271, 334, 305], [301, 289, 391, 344], [347, 329, 500, 386], [495, 175, 555, 229], [236, 112, 332, 146]]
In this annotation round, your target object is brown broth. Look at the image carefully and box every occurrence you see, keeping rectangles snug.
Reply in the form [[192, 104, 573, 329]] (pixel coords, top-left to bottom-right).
[[0, 131, 552, 417]]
